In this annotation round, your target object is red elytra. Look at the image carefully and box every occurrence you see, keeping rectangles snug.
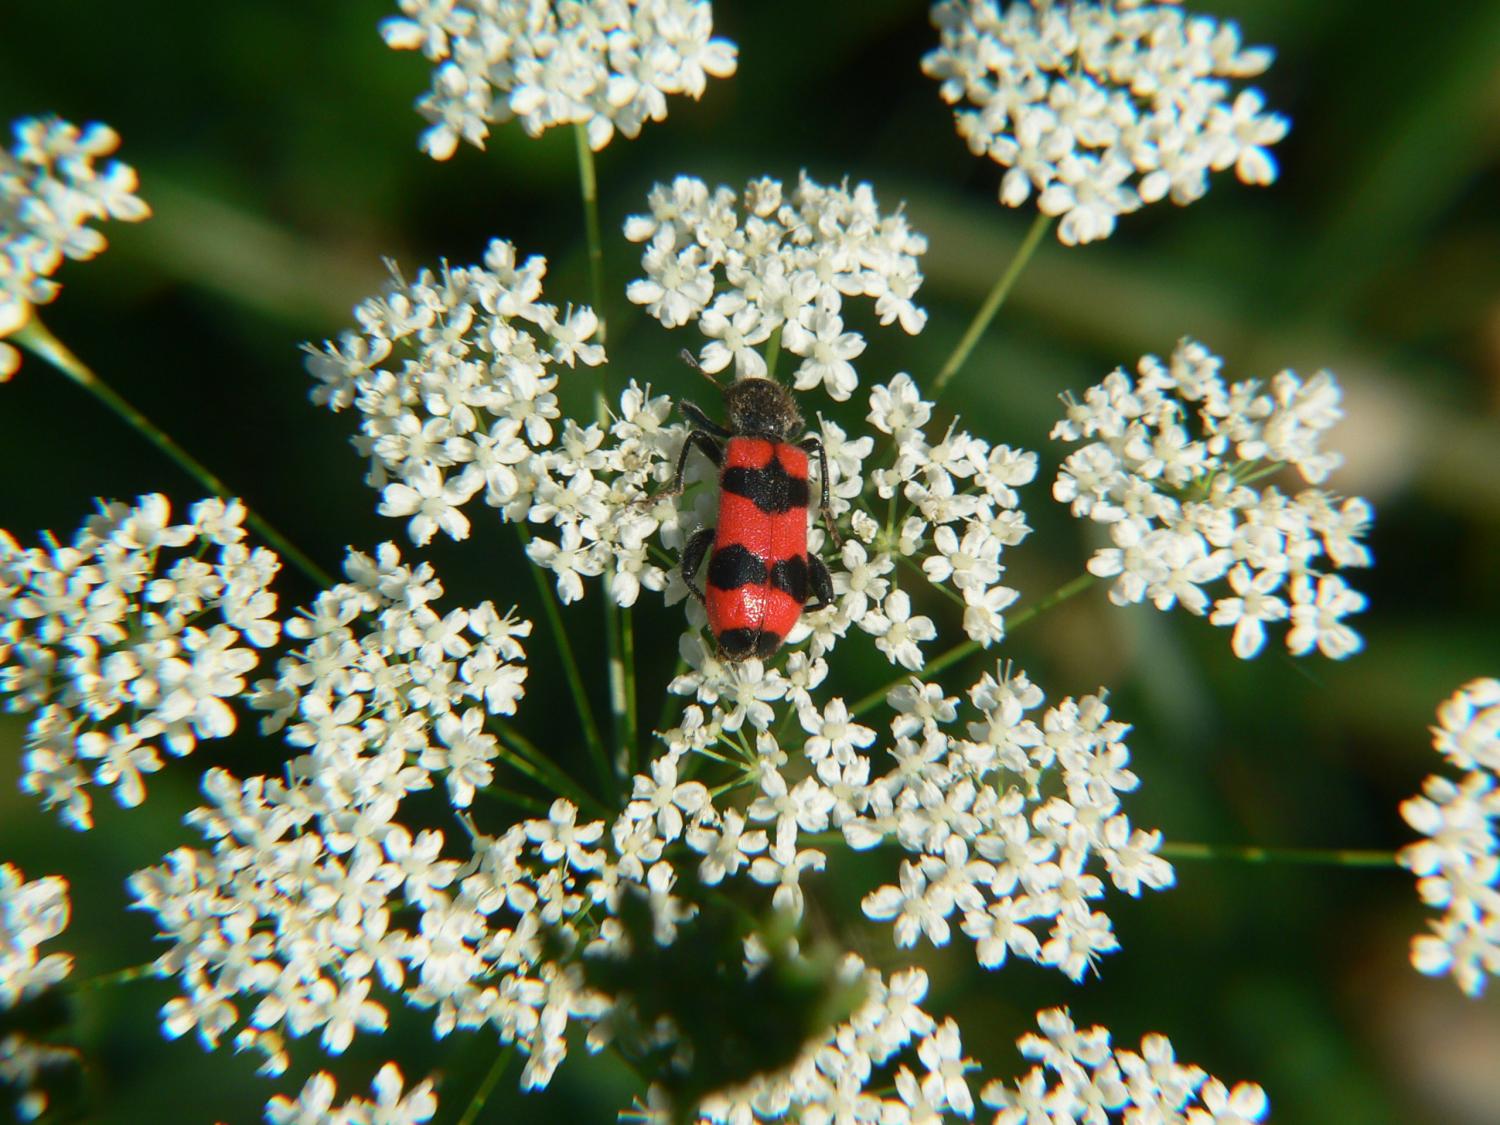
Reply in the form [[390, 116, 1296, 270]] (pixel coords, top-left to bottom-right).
[[655, 378, 836, 662]]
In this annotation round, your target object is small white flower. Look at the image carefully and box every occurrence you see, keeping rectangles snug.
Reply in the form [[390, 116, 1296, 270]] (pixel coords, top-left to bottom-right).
[[380, 464, 481, 545], [864, 590, 937, 672], [1286, 573, 1365, 660], [1209, 565, 1288, 659], [863, 861, 953, 948]]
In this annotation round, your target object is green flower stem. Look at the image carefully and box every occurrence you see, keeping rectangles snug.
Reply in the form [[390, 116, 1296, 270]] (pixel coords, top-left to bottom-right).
[[849, 571, 1096, 720], [456, 1046, 513, 1125], [1160, 842, 1401, 868], [15, 316, 336, 589], [653, 653, 690, 738], [574, 122, 634, 789], [930, 211, 1053, 397], [476, 783, 547, 815], [796, 831, 1398, 870], [895, 554, 965, 608], [603, 593, 630, 780], [488, 719, 607, 816], [764, 323, 783, 382], [574, 124, 608, 348], [849, 636, 979, 721], [514, 524, 613, 799], [1004, 571, 1097, 631], [619, 603, 639, 777], [73, 962, 158, 991]]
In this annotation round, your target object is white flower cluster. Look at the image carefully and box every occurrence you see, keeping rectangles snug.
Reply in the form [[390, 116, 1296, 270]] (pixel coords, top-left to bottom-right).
[[664, 961, 980, 1122], [381, 0, 737, 158], [857, 667, 1173, 980], [248, 542, 531, 810], [266, 1063, 436, 1125], [1399, 677, 1500, 997], [0, 496, 281, 828], [130, 772, 614, 1086], [306, 240, 605, 548], [922, 0, 1287, 244], [0, 1033, 79, 1124], [0, 865, 73, 1010], [525, 380, 677, 608], [624, 174, 928, 400], [0, 115, 150, 378], [981, 1008, 1269, 1125], [643, 672, 1163, 998], [1052, 338, 1371, 660]]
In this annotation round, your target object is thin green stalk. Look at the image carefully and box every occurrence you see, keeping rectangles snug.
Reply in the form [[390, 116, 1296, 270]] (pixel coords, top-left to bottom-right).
[[514, 524, 612, 797], [794, 830, 1399, 870], [456, 1047, 513, 1125], [849, 636, 979, 720], [1160, 842, 1400, 869], [849, 571, 1096, 720], [73, 962, 158, 991], [574, 124, 608, 348], [619, 604, 639, 777], [15, 316, 335, 589], [488, 719, 607, 816], [603, 592, 628, 774], [476, 783, 548, 816], [931, 211, 1052, 397], [764, 324, 783, 382], [1004, 571, 1097, 632], [574, 123, 633, 789], [653, 654, 690, 739]]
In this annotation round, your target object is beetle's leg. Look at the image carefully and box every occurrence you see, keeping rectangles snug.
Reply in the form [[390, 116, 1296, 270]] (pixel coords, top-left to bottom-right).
[[681, 400, 733, 440], [637, 429, 724, 508], [806, 552, 836, 612], [799, 434, 843, 549], [680, 527, 715, 604]]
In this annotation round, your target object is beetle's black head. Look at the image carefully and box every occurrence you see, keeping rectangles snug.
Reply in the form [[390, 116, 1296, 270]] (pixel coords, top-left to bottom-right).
[[723, 377, 803, 441]]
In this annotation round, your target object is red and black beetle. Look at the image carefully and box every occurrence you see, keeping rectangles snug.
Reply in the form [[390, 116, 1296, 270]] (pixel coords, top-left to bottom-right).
[[660, 377, 837, 661]]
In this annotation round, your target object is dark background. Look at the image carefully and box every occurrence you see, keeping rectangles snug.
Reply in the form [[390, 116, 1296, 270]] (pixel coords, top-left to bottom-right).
[[2, 1, 1499, 1121]]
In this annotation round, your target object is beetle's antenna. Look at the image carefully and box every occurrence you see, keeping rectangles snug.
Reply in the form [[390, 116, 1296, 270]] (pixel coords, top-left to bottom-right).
[[680, 347, 722, 388]]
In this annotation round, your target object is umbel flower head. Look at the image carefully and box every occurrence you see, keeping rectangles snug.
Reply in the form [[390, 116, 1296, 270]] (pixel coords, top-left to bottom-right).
[[922, 0, 1287, 243], [982, 1008, 1268, 1124], [304, 238, 605, 549], [1052, 338, 1371, 660], [0, 116, 150, 378], [1399, 677, 1500, 997], [0, 864, 73, 1010], [0, 865, 78, 1121], [381, 0, 738, 158], [0, 496, 281, 828], [625, 172, 929, 401]]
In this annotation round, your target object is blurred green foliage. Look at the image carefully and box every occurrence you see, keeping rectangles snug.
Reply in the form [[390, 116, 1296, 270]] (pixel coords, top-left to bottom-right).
[[2, 1, 1499, 1122]]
